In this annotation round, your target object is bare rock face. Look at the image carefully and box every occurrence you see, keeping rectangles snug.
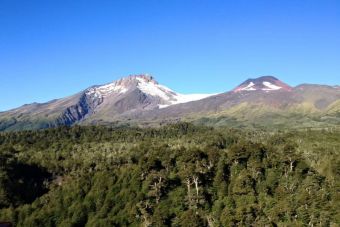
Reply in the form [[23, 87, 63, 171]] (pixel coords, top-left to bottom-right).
[[56, 92, 104, 125]]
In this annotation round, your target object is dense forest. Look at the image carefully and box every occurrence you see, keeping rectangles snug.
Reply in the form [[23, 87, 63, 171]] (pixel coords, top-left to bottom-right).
[[0, 123, 339, 226]]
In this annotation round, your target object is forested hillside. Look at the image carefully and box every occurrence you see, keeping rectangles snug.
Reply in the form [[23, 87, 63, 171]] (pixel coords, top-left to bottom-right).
[[0, 124, 339, 226]]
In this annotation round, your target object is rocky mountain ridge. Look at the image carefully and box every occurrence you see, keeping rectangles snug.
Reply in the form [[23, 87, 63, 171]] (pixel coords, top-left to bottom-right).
[[0, 74, 339, 131]]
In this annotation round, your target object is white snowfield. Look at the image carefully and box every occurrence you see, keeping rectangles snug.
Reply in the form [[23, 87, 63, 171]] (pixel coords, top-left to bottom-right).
[[262, 81, 282, 90], [237, 81, 282, 91], [135, 77, 214, 108], [158, 93, 215, 109], [86, 82, 128, 98], [136, 77, 175, 101], [240, 82, 256, 91]]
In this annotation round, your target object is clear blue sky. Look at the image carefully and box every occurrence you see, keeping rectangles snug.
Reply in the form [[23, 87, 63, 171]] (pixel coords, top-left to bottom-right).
[[0, 0, 339, 111]]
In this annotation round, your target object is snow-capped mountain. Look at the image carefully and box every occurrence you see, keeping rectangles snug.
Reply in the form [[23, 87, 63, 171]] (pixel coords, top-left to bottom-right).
[[85, 74, 213, 110], [0, 74, 339, 131], [233, 76, 292, 92]]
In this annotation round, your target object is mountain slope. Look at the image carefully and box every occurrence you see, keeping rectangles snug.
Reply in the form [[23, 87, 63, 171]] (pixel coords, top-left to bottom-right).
[[122, 76, 340, 128], [0, 75, 339, 131], [0, 75, 214, 131]]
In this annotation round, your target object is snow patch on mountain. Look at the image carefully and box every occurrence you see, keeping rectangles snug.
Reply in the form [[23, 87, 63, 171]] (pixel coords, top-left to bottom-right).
[[234, 77, 287, 93], [242, 82, 256, 91], [86, 82, 128, 98], [262, 81, 282, 91]]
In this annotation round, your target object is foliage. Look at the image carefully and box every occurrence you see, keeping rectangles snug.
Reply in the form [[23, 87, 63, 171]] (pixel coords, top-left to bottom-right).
[[0, 123, 339, 226]]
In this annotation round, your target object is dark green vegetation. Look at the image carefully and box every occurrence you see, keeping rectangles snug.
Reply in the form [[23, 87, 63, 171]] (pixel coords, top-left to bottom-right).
[[0, 124, 339, 226]]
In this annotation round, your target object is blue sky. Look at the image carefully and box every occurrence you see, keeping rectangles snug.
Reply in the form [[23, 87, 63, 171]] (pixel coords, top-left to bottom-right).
[[0, 0, 339, 111]]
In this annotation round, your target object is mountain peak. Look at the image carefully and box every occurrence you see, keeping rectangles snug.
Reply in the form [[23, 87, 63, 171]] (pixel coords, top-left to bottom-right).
[[134, 74, 155, 81], [85, 74, 158, 98], [126, 74, 155, 82], [248, 75, 278, 80], [115, 74, 157, 86], [233, 75, 292, 92]]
